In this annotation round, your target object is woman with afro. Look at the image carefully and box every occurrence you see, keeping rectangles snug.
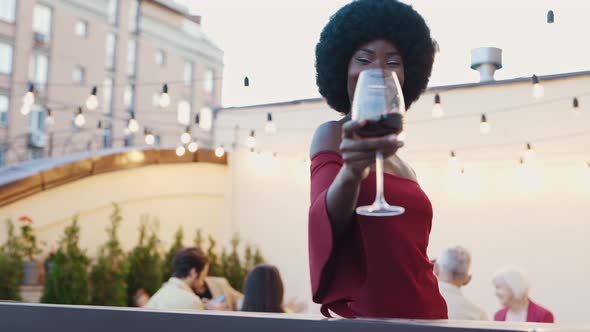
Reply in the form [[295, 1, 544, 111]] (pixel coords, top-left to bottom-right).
[[308, 0, 447, 319]]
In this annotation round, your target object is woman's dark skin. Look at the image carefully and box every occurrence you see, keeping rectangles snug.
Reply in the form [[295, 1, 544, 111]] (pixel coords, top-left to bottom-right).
[[310, 39, 417, 238]]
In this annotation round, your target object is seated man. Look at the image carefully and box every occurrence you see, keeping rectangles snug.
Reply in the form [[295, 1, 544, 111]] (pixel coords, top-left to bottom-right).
[[145, 247, 208, 310], [434, 246, 487, 320]]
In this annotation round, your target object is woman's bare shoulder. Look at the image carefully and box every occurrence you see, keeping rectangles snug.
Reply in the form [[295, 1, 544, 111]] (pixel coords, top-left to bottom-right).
[[309, 118, 347, 158]]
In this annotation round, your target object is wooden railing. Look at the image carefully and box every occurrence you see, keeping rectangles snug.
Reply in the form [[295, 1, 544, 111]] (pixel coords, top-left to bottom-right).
[[0, 302, 586, 332]]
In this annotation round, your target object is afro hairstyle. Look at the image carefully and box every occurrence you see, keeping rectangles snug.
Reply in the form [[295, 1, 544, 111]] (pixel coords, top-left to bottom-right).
[[315, 0, 435, 114]]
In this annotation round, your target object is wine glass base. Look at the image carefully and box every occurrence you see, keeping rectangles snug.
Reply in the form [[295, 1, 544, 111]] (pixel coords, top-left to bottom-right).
[[356, 204, 405, 217]]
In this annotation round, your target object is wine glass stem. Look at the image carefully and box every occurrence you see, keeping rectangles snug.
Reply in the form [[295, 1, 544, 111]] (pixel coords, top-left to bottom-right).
[[375, 151, 387, 206]]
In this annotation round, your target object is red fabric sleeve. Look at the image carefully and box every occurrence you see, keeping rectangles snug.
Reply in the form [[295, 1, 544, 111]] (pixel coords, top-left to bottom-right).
[[308, 151, 366, 318]]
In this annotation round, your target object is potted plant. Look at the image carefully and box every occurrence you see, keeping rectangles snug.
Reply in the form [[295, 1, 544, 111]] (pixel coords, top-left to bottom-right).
[[0, 219, 24, 301], [90, 203, 129, 306], [18, 216, 43, 285], [41, 215, 90, 305], [162, 226, 184, 280], [126, 215, 162, 306]]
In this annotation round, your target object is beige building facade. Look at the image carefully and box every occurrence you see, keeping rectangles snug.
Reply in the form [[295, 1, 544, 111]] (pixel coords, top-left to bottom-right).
[[0, 0, 223, 167]]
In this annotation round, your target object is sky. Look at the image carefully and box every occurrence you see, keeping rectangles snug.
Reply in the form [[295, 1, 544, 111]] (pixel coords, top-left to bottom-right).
[[175, 0, 590, 108]]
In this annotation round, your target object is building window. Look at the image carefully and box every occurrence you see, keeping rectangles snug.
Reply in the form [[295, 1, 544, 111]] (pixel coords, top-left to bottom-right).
[[177, 100, 191, 126], [33, 4, 52, 43], [75, 20, 88, 37], [0, 0, 16, 23], [108, 0, 118, 25], [0, 93, 9, 127], [126, 39, 136, 77], [183, 61, 193, 86], [204, 69, 214, 94], [105, 32, 117, 70], [155, 49, 166, 66], [30, 53, 49, 92], [0, 41, 13, 74], [199, 107, 213, 131], [72, 66, 85, 84], [124, 84, 135, 110], [102, 77, 113, 115], [128, 0, 139, 33]]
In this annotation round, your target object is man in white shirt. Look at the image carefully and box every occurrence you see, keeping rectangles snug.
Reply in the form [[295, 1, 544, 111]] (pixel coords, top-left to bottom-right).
[[145, 247, 209, 311], [434, 246, 488, 321]]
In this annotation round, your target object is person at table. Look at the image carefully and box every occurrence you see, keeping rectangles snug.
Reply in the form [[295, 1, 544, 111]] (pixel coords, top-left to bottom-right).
[[493, 267, 554, 323]]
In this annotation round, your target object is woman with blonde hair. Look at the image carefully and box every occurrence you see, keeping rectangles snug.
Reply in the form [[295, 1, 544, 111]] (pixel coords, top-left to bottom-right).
[[493, 267, 554, 323]]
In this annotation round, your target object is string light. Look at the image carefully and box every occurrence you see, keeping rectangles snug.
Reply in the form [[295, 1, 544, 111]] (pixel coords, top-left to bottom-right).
[[74, 107, 86, 127], [244, 76, 250, 87], [45, 108, 55, 126], [547, 10, 554, 24], [518, 157, 526, 168], [448, 150, 458, 165], [86, 86, 99, 110], [215, 145, 225, 157], [265, 112, 277, 134], [180, 126, 191, 144], [23, 83, 35, 106], [175, 145, 186, 157], [432, 93, 443, 118], [532, 75, 544, 99], [128, 112, 140, 133], [246, 130, 256, 149], [525, 142, 535, 160], [572, 97, 580, 114], [144, 129, 155, 145], [159, 84, 170, 108], [479, 114, 491, 134], [188, 141, 199, 153]]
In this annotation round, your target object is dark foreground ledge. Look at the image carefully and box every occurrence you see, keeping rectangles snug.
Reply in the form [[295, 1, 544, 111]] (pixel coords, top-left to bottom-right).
[[0, 302, 587, 332]]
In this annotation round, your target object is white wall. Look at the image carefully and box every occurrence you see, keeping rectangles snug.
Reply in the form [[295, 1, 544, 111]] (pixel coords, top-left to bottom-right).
[[0, 163, 230, 255], [215, 74, 590, 322]]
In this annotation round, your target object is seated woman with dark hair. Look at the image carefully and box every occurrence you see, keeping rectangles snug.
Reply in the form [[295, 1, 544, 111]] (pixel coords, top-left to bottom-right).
[[241, 264, 285, 313]]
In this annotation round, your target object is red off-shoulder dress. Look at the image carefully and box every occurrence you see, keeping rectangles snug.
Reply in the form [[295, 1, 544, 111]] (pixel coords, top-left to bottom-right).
[[308, 151, 447, 319]]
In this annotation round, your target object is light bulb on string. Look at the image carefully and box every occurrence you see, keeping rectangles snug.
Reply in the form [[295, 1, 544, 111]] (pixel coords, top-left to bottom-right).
[[448, 150, 458, 165], [86, 86, 99, 110], [432, 93, 443, 118], [572, 97, 580, 114], [45, 108, 55, 126], [188, 141, 199, 153], [244, 76, 250, 87], [246, 130, 256, 149], [265, 112, 277, 134], [128, 113, 140, 133], [180, 126, 191, 144], [74, 107, 86, 127], [479, 114, 491, 134], [215, 145, 225, 158], [532, 75, 544, 99], [524, 142, 535, 160], [23, 83, 35, 106], [547, 10, 554, 24], [159, 83, 170, 108], [518, 157, 526, 168], [176, 145, 186, 157], [144, 129, 155, 145]]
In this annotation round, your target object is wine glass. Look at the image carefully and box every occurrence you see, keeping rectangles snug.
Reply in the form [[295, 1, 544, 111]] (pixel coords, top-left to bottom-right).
[[351, 68, 405, 217]]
